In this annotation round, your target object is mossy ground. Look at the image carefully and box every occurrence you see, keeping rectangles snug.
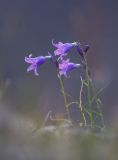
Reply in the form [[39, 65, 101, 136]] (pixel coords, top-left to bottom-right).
[[0, 121, 118, 160]]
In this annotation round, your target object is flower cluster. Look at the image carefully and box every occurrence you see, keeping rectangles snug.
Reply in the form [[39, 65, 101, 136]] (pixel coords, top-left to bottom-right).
[[25, 40, 89, 77]]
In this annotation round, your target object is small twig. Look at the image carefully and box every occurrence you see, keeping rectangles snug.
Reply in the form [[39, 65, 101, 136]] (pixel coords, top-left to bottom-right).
[[67, 101, 79, 108], [42, 111, 52, 126]]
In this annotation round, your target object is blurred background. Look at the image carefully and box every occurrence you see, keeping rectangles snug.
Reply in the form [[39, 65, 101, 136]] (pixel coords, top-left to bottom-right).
[[0, 0, 118, 129], [0, 0, 118, 159]]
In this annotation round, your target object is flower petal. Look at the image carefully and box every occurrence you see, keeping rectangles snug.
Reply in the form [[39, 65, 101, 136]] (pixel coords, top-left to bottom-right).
[[25, 57, 35, 64], [34, 67, 39, 76], [27, 64, 36, 72]]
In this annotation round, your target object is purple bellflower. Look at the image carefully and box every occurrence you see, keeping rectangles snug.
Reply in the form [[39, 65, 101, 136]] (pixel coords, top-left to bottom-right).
[[59, 59, 81, 77], [52, 40, 78, 58], [25, 54, 52, 76], [77, 43, 90, 58]]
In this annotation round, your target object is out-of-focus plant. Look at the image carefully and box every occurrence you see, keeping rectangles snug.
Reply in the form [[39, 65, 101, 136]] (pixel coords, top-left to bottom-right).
[[25, 40, 105, 130]]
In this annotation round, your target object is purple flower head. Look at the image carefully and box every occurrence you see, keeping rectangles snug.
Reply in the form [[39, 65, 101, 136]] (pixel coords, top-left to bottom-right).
[[77, 43, 90, 58], [77, 44, 84, 58], [52, 40, 78, 57], [59, 59, 81, 77], [25, 54, 51, 76]]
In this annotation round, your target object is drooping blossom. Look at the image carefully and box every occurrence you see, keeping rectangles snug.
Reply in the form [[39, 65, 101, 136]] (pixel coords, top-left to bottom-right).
[[84, 44, 90, 53], [59, 59, 81, 77], [25, 54, 52, 76], [77, 43, 91, 77], [77, 43, 90, 58], [52, 40, 78, 58]]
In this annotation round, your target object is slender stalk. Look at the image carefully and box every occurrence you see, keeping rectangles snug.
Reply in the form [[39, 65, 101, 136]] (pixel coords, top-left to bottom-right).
[[96, 99, 105, 129], [58, 75, 72, 123], [79, 76, 87, 127], [42, 111, 52, 127], [84, 55, 94, 128], [90, 80, 105, 129]]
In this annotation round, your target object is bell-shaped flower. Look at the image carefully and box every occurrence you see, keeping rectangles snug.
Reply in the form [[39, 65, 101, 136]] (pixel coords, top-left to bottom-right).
[[52, 40, 78, 58], [77, 43, 90, 58], [59, 59, 81, 77], [25, 54, 52, 76]]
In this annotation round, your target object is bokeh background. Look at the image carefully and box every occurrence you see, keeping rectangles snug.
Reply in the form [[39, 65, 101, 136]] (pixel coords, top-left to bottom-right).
[[0, 0, 118, 128]]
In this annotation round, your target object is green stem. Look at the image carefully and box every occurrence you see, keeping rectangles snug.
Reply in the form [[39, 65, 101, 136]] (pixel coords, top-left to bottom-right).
[[84, 56, 94, 128], [91, 81, 105, 129], [79, 77, 87, 127], [96, 99, 105, 129], [58, 75, 72, 123]]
